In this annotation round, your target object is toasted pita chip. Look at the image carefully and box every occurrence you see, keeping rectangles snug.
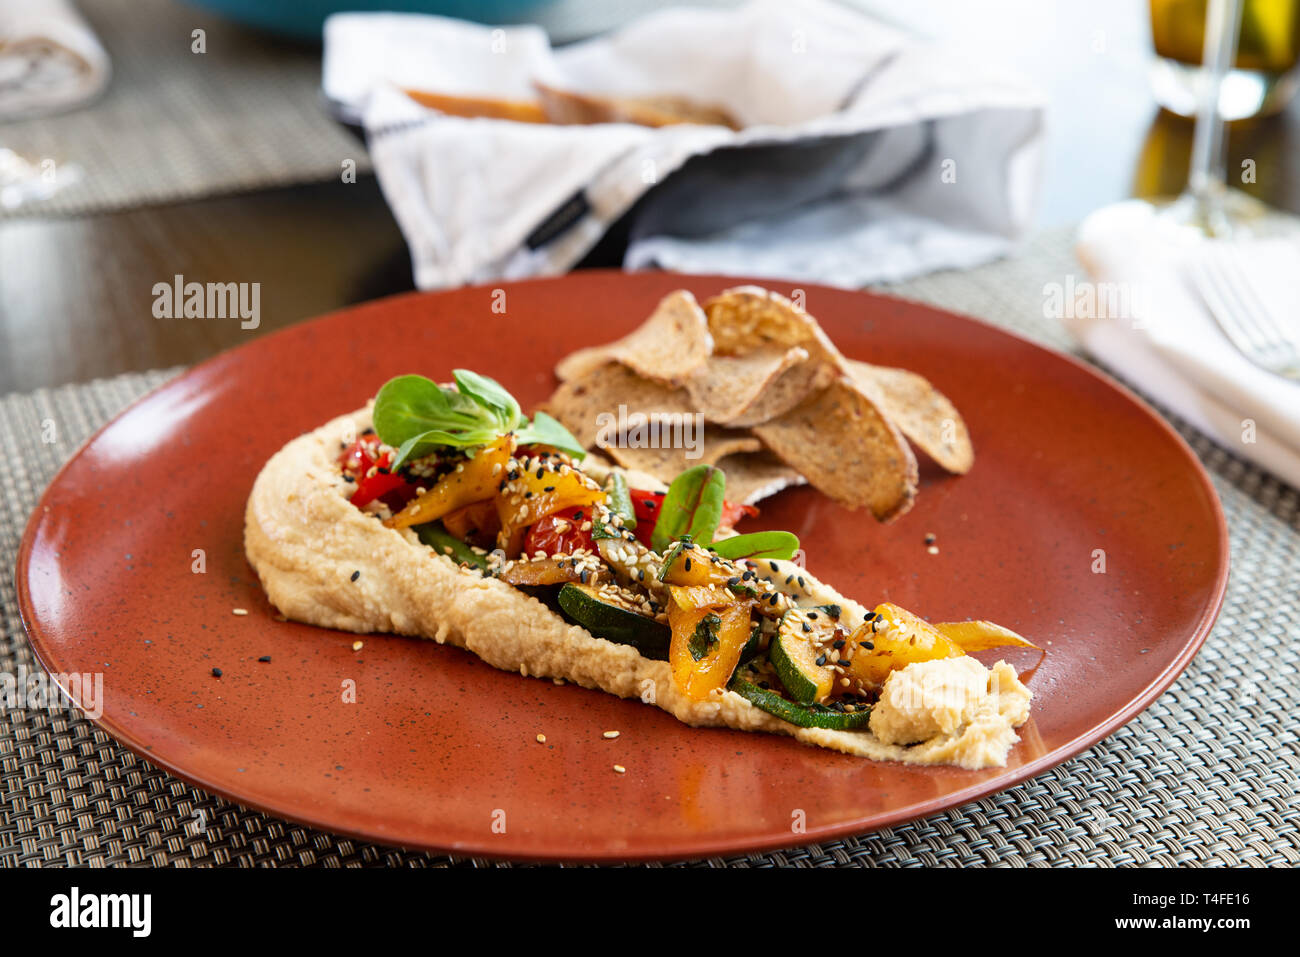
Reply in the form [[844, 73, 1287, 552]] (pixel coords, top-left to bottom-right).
[[703, 287, 845, 368], [684, 346, 837, 427], [752, 377, 917, 521], [554, 290, 713, 386], [542, 362, 758, 482], [403, 89, 548, 123], [535, 82, 740, 130], [606, 429, 760, 479], [713, 449, 808, 506], [846, 360, 974, 474]]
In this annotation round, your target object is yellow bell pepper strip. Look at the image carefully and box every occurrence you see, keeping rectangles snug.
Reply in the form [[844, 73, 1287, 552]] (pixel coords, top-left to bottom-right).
[[667, 583, 736, 611], [659, 541, 737, 587], [495, 463, 605, 556], [932, 620, 1040, 652], [849, 602, 1037, 688], [440, 500, 501, 548], [667, 586, 755, 701], [384, 435, 515, 530], [497, 556, 584, 587]]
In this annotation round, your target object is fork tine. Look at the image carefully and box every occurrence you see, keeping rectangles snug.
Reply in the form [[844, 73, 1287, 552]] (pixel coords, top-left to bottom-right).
[[1224, 246, 1298, 358], [1195, 257, 1270, 355], [1192, 246, 1300, 381]]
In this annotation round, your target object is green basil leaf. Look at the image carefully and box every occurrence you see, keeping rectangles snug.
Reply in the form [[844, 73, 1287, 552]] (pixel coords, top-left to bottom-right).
[[452, 369, 521, 429], [688, 613, 722, 661], [373, 374, 493, 449], [651, 465, 725, 553], [709, 531, 800, 562], [515, 411, 586, 459], [603, 472, 636, 530], [389, 426, 500, 471], [688, 467, 727, 544]]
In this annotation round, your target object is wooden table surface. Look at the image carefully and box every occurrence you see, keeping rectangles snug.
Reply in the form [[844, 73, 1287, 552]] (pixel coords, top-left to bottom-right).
[[2, 0, 1298, 394]]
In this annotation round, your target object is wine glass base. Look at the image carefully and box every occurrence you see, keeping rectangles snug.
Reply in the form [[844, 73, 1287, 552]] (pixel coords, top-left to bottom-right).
[[1150, 56, 1299, 120]]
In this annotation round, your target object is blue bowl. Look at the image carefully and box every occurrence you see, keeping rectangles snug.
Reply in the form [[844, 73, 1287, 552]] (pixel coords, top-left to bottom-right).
[[182, 0, 558, 42]]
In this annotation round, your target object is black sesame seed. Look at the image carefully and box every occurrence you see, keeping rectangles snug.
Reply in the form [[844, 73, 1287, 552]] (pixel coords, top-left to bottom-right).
[[350, 570, 361, 582], [683, 558, 692, 571], [579, 569, 590, 583], [524, 491, 533, 499], [573, 510, 583, 520], [642, 499, 657, 509], [815, 654, 827, 666], [727, 576, 740, 586], [833, 639, 845, 649], [802, 623, 811, 633], [211, 667, 223, 678], [924, 533, 937, 545], [535, 467, 545, 479], [342, 475, 354, 483], [257, 655, 271, 663], [768, 561, 779, 572], [768, 593, 779, 605], [797, 576, 806, 588], [859, 640, 875, 650], [826, 604, 842, 619], [837, 659, 850, 668], [808, 611, 819, 620], [543, 485, 555, 493]]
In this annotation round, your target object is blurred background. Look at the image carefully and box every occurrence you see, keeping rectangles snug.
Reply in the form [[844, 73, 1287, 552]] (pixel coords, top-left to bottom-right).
[[2, 0, 1298, 392]]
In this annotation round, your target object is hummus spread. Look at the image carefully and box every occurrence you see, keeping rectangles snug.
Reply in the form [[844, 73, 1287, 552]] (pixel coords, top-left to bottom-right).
[[245, 408, 1032, 768]]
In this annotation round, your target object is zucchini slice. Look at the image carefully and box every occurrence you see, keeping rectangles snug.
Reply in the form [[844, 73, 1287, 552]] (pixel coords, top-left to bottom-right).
[[767, 605, 842, 705], [415, 522, 489, 570], [729, 675, 872, 731], [557, 583, 671, 661]]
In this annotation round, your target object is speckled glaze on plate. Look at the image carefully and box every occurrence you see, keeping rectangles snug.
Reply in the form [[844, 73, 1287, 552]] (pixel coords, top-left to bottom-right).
[[16, 273, 1229, 862]]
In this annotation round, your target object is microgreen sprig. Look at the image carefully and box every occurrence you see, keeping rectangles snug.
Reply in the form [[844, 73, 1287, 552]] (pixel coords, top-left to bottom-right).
[[372, 370, 585, 470]]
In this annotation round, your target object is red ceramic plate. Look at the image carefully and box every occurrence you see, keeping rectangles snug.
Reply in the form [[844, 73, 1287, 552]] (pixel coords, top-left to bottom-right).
[[16, 273, 1228, 862]]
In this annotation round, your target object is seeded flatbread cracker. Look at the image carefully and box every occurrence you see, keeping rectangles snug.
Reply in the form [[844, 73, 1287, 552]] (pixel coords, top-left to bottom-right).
[[534, 82, 741, 129], [752, 377, 918, 521], [847, 360, 974, 474], [684, 346, 836, 428], [554, 290, 713, 386], [702, 286, 844, 368], [713, 449, 808, 506], [542, 361, 760, 481]]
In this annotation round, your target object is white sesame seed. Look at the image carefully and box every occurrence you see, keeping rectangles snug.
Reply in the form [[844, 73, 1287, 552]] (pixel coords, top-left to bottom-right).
[[613, 765, 626, 774], [352, 640, 364, 651], [603, 730, 620, 739], [536, 733, 547, 744]]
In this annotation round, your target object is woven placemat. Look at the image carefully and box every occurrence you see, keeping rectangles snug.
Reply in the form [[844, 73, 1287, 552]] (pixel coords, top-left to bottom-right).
[[2, 229, 1297, 866], [0, 0, 372, 219]]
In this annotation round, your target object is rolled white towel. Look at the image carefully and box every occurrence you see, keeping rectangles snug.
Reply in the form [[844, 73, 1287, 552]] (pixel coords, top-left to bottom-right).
[[0, 0, 110, 121]]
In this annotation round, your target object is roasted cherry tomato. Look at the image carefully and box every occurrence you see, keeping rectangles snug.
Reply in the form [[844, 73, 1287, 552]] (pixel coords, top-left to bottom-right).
[[339, 434, 416, 510], [628, 489, 758, 548], [523, 505, 597, 557]]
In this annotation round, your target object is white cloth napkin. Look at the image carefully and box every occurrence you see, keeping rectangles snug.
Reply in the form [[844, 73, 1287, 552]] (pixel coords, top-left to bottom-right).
[[0, 0, 110, 121], [1073, 200, 1300, 489], [323, 0, 1044, 290]]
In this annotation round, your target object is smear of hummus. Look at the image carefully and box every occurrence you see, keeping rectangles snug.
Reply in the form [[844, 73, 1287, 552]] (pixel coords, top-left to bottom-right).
[[246, 408, 1032, 769]]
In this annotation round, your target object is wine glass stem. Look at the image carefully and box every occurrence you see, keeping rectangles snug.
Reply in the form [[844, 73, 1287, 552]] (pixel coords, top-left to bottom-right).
[[1187, 0, 1242, 204]]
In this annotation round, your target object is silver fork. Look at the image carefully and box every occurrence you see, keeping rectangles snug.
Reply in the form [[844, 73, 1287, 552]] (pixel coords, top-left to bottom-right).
[[1191, 244, 1300, 382]]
